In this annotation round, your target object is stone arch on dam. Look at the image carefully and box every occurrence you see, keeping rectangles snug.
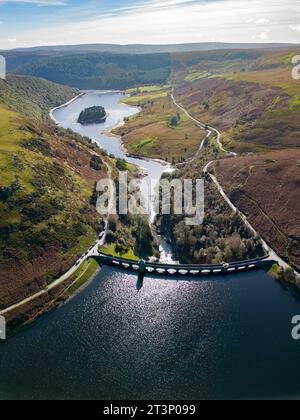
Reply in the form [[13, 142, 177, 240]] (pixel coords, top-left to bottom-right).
[[93, 253, 271, 278]]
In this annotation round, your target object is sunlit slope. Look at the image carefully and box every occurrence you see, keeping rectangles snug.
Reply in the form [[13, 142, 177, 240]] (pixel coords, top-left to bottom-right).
[[214, 149, 300, 270], [173, 47, 300, 153], [113, 85, 205, 161], [0, 80, 106, 309]]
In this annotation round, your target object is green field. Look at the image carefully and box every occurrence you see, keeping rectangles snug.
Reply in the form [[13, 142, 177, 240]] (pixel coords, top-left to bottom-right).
[[185, 71, 211, 82], [100, 244, 139, 261], [114, 87, 205, 161], [122, 90, 169, 105], [126, 84, 173, 94]]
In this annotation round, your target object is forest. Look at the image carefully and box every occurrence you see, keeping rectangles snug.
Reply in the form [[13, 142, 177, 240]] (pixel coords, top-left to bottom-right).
[[10, 53, 172, 89]]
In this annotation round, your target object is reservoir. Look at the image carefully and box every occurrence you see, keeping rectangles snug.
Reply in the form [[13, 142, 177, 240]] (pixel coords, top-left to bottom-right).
[[0, 91, 299, 400]]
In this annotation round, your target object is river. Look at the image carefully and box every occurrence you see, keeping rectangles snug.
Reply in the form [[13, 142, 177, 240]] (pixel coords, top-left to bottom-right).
[[52, 90, 174, 261], [0, 91, 300, 400]]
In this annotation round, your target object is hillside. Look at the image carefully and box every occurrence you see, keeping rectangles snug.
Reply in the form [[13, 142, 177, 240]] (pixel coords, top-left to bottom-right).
[[113, 47, 300, 158], [4, 46, 299, 92], [117, 47, 300, 273], [0, 73, 79, 120], [113, 85, 205, 161], [156, 149, 265, 265], [4, 42, 296, 56], [9, 53, 172, 89], [2, 46, 299, 278], [0, 76, 109, 311], [214, 150, 300, 270], [172, 47, 300, 153]]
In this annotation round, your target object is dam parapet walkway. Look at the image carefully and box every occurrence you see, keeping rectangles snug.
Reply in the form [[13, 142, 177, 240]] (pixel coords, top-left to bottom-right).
[[94, 253, 272, 277]]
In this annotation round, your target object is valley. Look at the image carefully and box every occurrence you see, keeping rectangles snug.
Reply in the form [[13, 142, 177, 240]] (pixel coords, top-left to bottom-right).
[[1, 44, 300, 332], [0, 35, 300, 402], [1, 0, 300, 401], [115, 47, 300, 282]]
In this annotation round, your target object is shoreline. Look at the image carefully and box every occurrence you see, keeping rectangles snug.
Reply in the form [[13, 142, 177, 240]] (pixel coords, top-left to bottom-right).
[[49, 92, 85, 124]]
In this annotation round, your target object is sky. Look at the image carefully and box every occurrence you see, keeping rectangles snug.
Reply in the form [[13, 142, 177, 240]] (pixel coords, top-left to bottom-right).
[[0, 0, 300, 49]]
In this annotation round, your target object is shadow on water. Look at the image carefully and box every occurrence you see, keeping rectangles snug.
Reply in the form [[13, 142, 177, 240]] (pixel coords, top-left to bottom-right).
[[136, 272, 145, 290]]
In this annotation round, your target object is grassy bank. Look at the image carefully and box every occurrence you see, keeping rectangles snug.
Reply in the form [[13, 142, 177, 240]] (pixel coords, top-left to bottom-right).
[[3, 257, 101, 338], [61, 258, 101, 298], [100, 244, 139, 261]]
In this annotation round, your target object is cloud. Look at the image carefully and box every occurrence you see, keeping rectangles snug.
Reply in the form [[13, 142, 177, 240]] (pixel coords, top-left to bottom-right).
[[289, 24, 300, 31], [0, 0, 300, 49], [0, 0, 66, 5], [258, 32, 268, 40], [255, 18, 270, 24], [247, 18, 270, 24]]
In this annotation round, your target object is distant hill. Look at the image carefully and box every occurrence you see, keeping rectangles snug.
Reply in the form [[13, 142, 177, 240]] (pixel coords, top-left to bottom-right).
[[4, 45, 299, 90], [6, 42, 297, 55], [4, 52, 172, 90], [2, 42, 297, 79]]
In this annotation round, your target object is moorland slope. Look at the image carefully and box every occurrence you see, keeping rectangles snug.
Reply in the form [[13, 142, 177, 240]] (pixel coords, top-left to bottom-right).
[[0, 75, 109, 310], [214, 149, 300, 270], [118, 47, 300, 273]]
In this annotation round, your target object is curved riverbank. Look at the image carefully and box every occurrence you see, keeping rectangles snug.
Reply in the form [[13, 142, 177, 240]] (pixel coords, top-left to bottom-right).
[[3, 88, 297, 324], [49, 93, 85, 124], [51, 90, 177, 269]]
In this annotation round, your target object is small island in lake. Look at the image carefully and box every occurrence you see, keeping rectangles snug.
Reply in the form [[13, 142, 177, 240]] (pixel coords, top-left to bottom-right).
[[78, 106, 107, 125]]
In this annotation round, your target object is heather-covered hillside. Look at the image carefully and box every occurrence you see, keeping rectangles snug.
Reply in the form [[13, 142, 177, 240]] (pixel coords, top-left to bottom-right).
[[0, 76, 108, 309]]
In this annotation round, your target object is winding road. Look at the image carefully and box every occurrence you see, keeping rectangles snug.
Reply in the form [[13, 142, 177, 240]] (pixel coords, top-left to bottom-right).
[[171, 89, 237, 167]]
